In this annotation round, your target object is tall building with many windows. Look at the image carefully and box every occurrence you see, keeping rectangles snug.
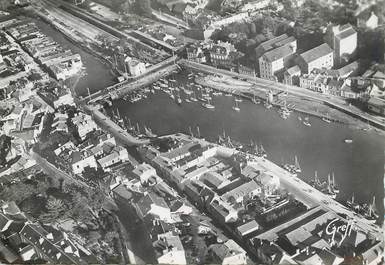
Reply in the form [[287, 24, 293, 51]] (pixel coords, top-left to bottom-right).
[[298, 43, 334, 74], [325, 24, 357, 66]]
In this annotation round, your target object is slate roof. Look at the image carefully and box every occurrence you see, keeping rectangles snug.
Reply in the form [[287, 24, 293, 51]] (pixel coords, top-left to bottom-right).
[[300, 43, 333, 63]]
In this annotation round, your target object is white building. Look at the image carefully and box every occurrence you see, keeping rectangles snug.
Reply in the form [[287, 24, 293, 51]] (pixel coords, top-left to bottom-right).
[[357, 11, 378, 29], [97, 146, 129, 171], [133, 163, 157, 183], [125, 58, 146, 77], [53, 92, 75, 109], [325, 24, 357, 66], [299, 43, 334, 74], [71, 113, 98, 140], [156, 233, 187, 265], [71, 152, 98, 175], [241, 0, 271, 12], [259, 44, 296, 80], [209, 240, 248, 265]]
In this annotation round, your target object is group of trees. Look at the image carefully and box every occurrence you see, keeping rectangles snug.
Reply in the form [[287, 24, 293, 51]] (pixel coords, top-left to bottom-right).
[[0, 0, 13, 11], [0, 134, 11, 166]]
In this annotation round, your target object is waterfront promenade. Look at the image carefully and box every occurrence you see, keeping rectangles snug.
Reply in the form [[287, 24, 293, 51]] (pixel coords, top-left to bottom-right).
[[85, 105, 148, 146], [179, 60, 385, 130]]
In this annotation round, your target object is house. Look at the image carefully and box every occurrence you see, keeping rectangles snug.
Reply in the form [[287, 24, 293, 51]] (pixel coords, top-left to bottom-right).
[[71, 113, 98, 140], [169, 200, 193, 215], [241, 0, 271, 12], [222, 180, 262, 203], [367, 97, 385, 116], [54, 141, 75, 156], [299, 73, 329, 93], [204, 12, 249, 40], [208, 240, 248, 265], [155, 232, 186, 265], [283, 65, 301, 86], [255, 34, 296, 61], [298, 43, 334, 74], [325, 24, 357, 66], [183, 4, 199, 22], [125, 58, 146, 77], [255, 172, 280, 194], [97, 146, 128, 171], [71, 151, 97, 175], [209, 41, 243, 70], [259, 45, 296, 81], [112, 184, 133, 202], [208, 198, 239, 223], [133, 163, 157, 183], [135, 192, 172, 222], [19, 223, 84, 264], [186, 45, 206, 63], [53, 91, 74, 109], [0, 212, 13, 232], [357, 11, 378, 29], [236, 220, 260, 237]]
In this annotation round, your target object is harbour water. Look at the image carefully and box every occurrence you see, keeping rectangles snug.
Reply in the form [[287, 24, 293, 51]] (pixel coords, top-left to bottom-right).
[[33, 17, 384, 221], [33, 17, 117, 95]]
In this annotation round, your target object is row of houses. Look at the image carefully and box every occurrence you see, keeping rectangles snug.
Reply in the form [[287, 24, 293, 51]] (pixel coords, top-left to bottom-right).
[[51, 113, 129, 175], [6, 20, 83, 81], [0, 201, 93, 264]]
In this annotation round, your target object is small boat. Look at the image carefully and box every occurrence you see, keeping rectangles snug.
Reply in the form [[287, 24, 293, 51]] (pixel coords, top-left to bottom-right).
[[303, 117, 311, 127], [185, 98, 191, 103], [235, 96, 243, 102], [177, 96, 182, 105], [202, 99, 215, 109], [294, 155, 301, 173], [264, 103, 272, 109], [170, 94, 175, 100], [232, 100, 240, 112], [298, 116, 302, 121], [344, 139, 353, 143], [225, 93, 232, 97], [252, 94, 261, 104], [322, 113, 331, 123]]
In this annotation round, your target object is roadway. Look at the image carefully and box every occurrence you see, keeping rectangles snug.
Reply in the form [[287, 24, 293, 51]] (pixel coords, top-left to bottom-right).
[[151, 9, 190, 30], [85, 105, 149, 146], [30, 151, 90, 188], [180, 60, 385, 130], [253, 157, 383, 237]]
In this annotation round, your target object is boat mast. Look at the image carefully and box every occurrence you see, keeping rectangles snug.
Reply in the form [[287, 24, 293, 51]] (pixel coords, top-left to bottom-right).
[[189, 126, 193, 137]]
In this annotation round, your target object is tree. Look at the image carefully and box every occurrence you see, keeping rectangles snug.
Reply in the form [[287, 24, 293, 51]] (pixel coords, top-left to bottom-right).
[[40, 196, 66, 223], [133, 0, 152, 17], [0, 0, 12, 10], [0, 183, 35, 204]]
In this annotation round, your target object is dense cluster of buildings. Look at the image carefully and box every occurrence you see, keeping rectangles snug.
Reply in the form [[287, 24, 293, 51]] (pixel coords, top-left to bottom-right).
[[0, 201, 93, 264], [135, 133, 383, 265], [6, 20, 83, 80], [49, 112, 130, 175], [186, 20, 385, 115]]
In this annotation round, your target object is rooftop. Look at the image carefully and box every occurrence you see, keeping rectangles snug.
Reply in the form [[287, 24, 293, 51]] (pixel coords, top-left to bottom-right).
[[263, 44, 295, 62], [300, 43, 333, 63]]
